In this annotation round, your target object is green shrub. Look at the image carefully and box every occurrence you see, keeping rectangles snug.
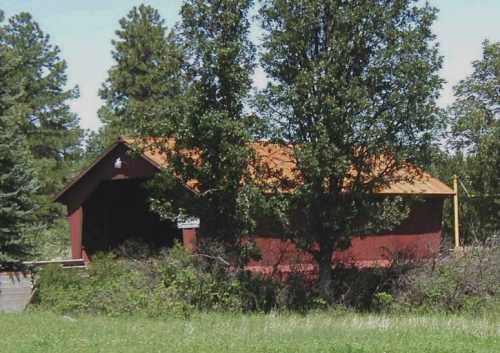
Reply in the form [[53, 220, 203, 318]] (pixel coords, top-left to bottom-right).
[[393, 244, 500, 314], [327, 260, 410, 311], [34, 264, 91, 313], [373, 292, 394, 312], [32, 242, 419, 315], [34, 242, 282, 316], [35, 240, 499, 316]]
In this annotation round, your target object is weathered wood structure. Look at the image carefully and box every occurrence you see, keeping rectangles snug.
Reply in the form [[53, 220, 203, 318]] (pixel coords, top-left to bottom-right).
[[55, 138, 454, 271], [0, 272, 33, 313]]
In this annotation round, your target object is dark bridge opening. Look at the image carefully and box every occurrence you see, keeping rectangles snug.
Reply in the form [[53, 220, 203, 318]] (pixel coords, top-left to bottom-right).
[[82, 178, 181, 256]]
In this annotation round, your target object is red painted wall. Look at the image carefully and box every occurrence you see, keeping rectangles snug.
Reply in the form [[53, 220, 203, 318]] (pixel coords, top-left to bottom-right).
[[182, 229, 198, 252], [59, 142, 446, 269], [247, 198, 443, 273], [59, 143, 158, 215], [69, 207, 83, 259]]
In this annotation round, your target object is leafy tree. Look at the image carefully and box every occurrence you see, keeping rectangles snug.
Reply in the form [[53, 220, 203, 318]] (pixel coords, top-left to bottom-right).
[[0, 12, 82, 206], [132, 0, 259, 263], [442, 40, 499, 242], [0, 11, 39, 266], [174, 0, 257, 255], [98, 4, 186, 146], [259, 0, 443, 296]]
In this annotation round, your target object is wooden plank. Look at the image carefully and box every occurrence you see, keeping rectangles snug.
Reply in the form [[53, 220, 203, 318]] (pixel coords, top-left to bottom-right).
[[0, 273, 33, 313], [23, 259, 85, 266]]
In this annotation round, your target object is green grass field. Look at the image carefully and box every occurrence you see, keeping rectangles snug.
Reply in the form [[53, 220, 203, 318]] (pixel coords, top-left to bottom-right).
[[0, 311, 498, 353]]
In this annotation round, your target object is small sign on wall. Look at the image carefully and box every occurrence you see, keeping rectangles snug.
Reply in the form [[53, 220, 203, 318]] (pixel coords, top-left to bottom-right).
[[177, 216, 200, 229]]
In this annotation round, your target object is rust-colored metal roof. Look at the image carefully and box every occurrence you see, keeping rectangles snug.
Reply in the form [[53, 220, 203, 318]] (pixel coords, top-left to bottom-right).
[[55, 137, 454, 202], [125, 137, 454, 196], [375, 170, 455, 196]]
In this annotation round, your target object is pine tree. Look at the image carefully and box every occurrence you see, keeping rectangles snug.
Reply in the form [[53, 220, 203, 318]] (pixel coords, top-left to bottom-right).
[[0, 11, 39, 266], [98, 4, 186, 144], [0, 117, 38, 266], [1, 12, 82, 198], [259, 0, 443, 296]]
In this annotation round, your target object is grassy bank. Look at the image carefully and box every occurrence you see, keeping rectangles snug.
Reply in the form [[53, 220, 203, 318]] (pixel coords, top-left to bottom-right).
[[1, 311, 498, 353]]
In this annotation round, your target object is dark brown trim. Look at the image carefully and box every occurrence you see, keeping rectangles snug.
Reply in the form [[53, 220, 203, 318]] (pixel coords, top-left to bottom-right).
[[54, 140, 123, 202], [54, 138, 165, 203]]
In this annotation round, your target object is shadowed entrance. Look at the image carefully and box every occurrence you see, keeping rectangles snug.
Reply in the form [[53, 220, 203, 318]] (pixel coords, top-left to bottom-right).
[[82, 178, 181, 256]]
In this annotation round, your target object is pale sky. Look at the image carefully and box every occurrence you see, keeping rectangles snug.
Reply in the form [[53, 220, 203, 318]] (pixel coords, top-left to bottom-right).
[[2, 0, 499, 131]]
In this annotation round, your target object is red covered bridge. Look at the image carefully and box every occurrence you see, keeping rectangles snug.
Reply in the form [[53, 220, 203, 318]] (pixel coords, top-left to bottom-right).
[[55, 137, 454, 272]]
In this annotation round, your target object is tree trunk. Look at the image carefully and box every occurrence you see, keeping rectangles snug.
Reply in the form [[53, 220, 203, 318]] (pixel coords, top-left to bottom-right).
[[316, 247, 334, 301]]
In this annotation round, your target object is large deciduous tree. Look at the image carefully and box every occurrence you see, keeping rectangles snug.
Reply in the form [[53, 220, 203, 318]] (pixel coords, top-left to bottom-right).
[[259, 0, 443, 296], [140, 0, 259, 262], [98, 1, 259, 263]]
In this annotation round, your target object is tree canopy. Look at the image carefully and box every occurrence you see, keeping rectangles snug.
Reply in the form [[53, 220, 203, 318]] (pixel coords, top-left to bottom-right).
[[258, 0, 443, 296], [0, 11, 39, 266], [437, 40, 499, 242], [168, 0, 258, 250], [98, 4, 187, 145], [1, 13, 82, 196]]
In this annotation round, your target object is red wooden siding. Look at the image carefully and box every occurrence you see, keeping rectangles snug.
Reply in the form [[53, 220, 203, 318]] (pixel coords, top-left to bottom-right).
[[57, 143, 158, 215], [69, 207, 83, 259], [57, 139, 449, 267], [182, 228, 198, 252], [247, 199, 443, 273]]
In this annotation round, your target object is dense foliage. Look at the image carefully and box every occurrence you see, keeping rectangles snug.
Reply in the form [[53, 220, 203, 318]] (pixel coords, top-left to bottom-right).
[[96, 4, 187, 151], [258, 0, 443, 296], [0, 118, 38, 267], [34, 241, 500, 316], [156, 0, 259, 255], [393, 244, 500, 314], [0, 12, 82, 200], [0, 11, 39, 267], [433, 40, 499, 243], [0, 10, 81, 260], [34, 242, 312, 316]]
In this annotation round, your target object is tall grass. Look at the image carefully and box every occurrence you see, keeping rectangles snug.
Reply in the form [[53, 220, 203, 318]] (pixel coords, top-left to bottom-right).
[[0, 311, 498, 353]]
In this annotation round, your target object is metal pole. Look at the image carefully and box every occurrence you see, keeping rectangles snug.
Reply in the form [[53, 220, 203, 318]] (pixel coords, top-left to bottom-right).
[[453, 175, 460, 248]]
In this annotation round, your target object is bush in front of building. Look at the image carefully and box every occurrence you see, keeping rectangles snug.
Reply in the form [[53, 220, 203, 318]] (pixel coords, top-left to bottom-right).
[[32, 240, 500, 316], [33, 241, 302, 316], [392, 243, 500, 314]]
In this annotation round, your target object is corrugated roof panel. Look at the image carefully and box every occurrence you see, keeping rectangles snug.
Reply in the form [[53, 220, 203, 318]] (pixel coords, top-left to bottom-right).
[[125, 138, 454, 196]]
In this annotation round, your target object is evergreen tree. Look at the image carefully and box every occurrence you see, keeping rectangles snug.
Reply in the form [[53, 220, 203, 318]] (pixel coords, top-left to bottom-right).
[[0, 116, 38, 266], [1, 12, 82, 198], [98, 4, 186, 147], [443, 40, 500, 241], [0, 11, 39, 266], [259, 0, 443, 296]]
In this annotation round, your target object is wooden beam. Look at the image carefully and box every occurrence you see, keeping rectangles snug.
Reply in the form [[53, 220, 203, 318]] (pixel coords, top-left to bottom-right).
[[69, 207, 83, 259], [23, 259, 85, 267], [453, 175, 460, 248], [182, 228, 197, 253]]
